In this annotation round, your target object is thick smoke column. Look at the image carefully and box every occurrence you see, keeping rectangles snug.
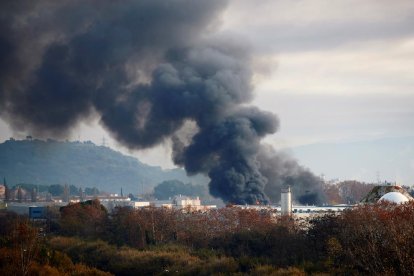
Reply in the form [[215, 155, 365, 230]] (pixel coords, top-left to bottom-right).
[[0, 0, 325, 204], [259, 145, 326, 205], [0, 0, 225, 136]]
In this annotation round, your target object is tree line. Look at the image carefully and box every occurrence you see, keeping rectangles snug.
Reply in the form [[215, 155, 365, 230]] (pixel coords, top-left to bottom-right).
[[2, 199, 414, 275], [3, 182, 100, 200]]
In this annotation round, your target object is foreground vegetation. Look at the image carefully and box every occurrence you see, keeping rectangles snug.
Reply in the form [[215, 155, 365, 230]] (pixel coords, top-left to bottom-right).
[[1, 200, 414, 275]]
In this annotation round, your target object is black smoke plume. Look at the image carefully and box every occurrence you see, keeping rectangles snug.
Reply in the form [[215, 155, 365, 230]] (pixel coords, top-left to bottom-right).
[[259, 145, 326, 205], [0, 0, 325, 205]]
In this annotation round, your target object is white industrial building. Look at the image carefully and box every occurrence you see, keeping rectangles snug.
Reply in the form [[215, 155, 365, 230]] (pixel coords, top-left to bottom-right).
[[379, 192, 410, 204], [280, 186, 292, 215]]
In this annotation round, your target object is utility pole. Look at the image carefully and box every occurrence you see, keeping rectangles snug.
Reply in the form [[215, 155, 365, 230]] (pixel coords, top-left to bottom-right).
[[63, 184, 69, 203], [4, 177, 9, 202], [79, 187, 84, 202], [17, 186, 23, 203], [31, 188, 37, 202]]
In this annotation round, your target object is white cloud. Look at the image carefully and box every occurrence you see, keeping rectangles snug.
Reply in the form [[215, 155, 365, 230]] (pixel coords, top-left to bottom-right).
[[221, 1, 414, 148], [224, 0, 414, 53], [226, 0, 414, 27], [253, 37, 414, 97]]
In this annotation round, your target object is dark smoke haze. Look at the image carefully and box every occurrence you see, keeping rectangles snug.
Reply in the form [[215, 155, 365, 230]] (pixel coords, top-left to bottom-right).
[[259, 145, 326, 205], [0, 0, 325, 205]]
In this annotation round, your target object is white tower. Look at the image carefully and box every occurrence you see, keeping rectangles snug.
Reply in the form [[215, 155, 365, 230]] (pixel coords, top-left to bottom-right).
[[281, 186, 292, 216]]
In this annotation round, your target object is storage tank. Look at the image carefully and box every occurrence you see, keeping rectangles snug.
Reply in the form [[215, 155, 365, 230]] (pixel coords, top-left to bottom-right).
[[281, 186, 292, 215]]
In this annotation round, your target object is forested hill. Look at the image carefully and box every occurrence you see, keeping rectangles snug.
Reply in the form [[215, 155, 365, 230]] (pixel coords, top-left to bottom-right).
[[0, 139, 206, 193]]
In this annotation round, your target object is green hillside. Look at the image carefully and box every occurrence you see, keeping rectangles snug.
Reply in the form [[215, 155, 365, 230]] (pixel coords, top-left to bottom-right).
[[0, 139, 207, 194]]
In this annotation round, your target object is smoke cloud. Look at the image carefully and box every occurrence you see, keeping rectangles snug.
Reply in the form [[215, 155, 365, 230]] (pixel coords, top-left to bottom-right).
[[259, 145, 326, 205], [0, 0, 325, 204]]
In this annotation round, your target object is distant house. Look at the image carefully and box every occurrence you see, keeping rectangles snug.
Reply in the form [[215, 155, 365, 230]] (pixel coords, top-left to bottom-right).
[[172, 195, 216, 211], [0, 185, 5, 199], [172, 195, 201, 208], [99, 196, 132, 212]]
